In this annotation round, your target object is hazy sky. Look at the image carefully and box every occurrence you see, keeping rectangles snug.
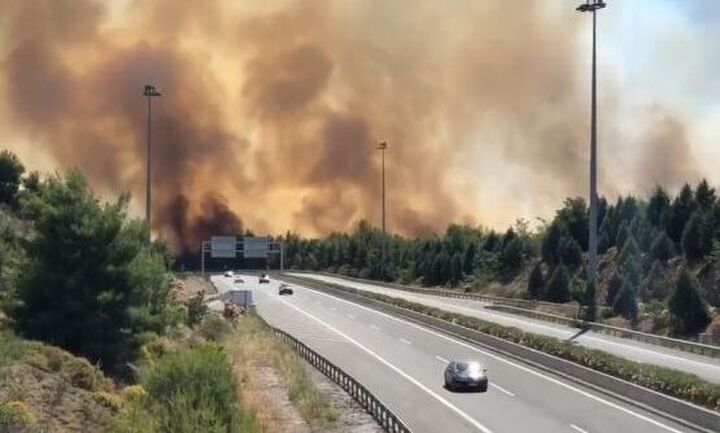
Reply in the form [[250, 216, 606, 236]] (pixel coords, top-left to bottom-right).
[[1, 0, 719, 245]]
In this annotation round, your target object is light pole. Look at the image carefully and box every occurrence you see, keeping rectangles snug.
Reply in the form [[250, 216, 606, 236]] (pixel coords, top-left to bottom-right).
[[143, 84, 161, 244], [376, 141, 388, 278], [577, 1, 605, 287]]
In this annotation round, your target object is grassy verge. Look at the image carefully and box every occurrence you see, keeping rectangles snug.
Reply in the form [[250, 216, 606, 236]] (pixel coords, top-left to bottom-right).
[[224, 313, 337, 430], [302, 279, 720, 412]]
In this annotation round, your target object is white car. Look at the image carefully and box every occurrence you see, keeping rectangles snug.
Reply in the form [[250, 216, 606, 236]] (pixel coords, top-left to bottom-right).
[[259, 273, 270, 284], [223, 271, 233, 278]]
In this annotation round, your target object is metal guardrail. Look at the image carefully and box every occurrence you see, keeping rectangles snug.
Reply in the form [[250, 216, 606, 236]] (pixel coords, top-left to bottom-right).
[[483, 304, 720, 359], [272, 327, 411, 433], [297, 271, 720, 359], [297, 271, 581, 318], [278, 273, 720, 433]]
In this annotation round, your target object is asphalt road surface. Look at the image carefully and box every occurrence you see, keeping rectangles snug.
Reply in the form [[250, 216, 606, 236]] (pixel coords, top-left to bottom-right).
[[289, 273, 720, 384], [213, 274, 699, 433]]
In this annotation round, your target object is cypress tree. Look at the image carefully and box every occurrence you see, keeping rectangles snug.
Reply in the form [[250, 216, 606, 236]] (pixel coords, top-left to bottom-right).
[[669, 269, 711, 335], [541, 222, 562, 266], [682, 211, 711, 262], [527, 263, 545, 300], [613, 281, 638, 322], [650, 231, 675, 263], [545, 264, 571, 302], [646, 186, 670, 227], [695, 179, 716, 211], [606, 271, 624, 305]]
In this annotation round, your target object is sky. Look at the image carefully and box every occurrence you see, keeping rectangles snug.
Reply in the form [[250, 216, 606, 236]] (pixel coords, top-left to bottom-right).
[[0, 0, 719, 249]]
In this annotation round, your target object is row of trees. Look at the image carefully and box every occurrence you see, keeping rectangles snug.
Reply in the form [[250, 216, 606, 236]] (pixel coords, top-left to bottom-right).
[[0, 150, 181, 374], [278, 181, 717, 336]]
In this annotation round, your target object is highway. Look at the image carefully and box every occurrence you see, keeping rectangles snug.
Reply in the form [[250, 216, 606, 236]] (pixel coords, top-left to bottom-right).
[[213, 274, 699, 433], [290, 272, 720, 384]]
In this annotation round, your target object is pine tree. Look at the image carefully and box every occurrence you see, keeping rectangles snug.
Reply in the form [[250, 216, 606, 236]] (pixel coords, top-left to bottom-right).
[[545, 264, 571, 302], [695, 179, 716, 211], [527, 263, 545, 299], [646, 186, 670, 227], [615, 220, 630, 250], [642, 260, 668, 300], [613, 281, 638, 322], [619, 235, 640, 267], [558, 236, 582, 270], [500, 237, 524, 278], [0, 150, 25, 206], [682, 211, 711, 262], [669, 269, 711, 335], [463, 242, 477, 274], [450, 253, 463, 286], [650, 231, 675, 263], [541, 222, 562, 266], [666, 184, 697, 246]]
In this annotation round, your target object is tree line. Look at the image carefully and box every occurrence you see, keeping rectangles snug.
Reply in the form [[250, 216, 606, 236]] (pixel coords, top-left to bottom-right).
[[276, 182, 718, 336]]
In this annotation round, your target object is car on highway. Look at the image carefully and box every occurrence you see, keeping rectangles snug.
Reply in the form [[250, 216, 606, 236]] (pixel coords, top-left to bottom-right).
[[223, 271, 233, 278], [233, 277, 244, 284], [278, 284, 294, 295], [444, 360, 488, 392], [259, 273, 270, 284]]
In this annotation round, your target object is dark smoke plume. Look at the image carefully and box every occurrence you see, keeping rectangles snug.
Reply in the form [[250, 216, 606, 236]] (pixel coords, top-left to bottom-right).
[[0, 0, 707, 249]]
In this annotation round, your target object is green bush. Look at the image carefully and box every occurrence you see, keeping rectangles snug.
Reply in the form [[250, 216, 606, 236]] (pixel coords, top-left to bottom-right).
[[142, 344, 240, 432], [0, 401, 36, 431], [199, 314, 232, 342], [0, 332, 26, 367]]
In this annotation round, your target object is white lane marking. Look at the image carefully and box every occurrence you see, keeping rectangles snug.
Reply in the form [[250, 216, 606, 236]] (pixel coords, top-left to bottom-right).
[[346, 314, 356, 320], [370, 324, 381, 331], [298, 285, 686, 433], [570, 424, 590, 433], [307, 275, 720, 372], [435, 355, 449, 364], [274, 296, 494, 433], [400, 338, 412, 345], [489, 383, 514, 397]]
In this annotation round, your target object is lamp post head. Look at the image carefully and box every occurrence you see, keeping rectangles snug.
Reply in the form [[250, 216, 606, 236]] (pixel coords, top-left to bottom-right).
[[143, 85, 162, 97], [577, 0, 606, 12], [376, 142, 388, 150]]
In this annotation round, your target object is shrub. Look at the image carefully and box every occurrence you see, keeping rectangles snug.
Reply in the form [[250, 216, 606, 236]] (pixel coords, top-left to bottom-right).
[[142, 344, 240, 432], [0, 401, 36, 430], [121, 385, 147, 403], [0, 332, 26, 367], [199, 314, 232, 342], [669, 269, 711, 335], [93, 391, 124, 412]]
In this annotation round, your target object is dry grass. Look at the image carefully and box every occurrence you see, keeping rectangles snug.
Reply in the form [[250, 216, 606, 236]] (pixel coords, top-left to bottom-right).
[[225, 314, 337, 432]]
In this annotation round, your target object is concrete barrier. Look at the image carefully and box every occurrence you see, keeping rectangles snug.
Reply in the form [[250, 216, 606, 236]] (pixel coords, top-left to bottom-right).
[[279, 273, 720, 433]]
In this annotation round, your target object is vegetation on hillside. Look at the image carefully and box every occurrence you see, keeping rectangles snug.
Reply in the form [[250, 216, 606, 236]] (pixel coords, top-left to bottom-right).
[[277, 183, 720, 336]]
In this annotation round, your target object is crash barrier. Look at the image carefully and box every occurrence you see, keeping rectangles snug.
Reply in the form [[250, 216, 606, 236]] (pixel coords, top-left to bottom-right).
[[290, 270, 580, 318], [485, 304, 720, 359], [279, 274, 720, 433], [273, 327, 411, 433], [294, 271, 720, 359]]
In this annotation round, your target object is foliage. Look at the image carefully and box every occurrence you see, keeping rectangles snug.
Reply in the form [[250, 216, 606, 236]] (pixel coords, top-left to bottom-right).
[[111, 344, 254, 433], [6, 172, 179, 373], [527, 263, 545, 300], [0, 150, 25, 206], [682, 211, 711, 262], [650, 231, 675, 263], [199, 314, 233, 342], [186, 291, 208, 327], [669, 269, 711, 335], [545, 264, 570, 303], [612, 281, 638, 322]]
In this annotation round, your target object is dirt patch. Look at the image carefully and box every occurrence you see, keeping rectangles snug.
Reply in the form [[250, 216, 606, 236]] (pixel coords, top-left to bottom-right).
[[302, 363, 383, 433], [240, 360, 311, 433], [172, 275, 217, 302]]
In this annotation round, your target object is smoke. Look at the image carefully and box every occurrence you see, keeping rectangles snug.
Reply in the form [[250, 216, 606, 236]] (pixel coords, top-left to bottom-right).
[[0, 0, 710, 249]]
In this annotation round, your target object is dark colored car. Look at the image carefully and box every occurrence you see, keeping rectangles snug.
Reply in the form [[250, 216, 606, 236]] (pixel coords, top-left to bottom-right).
[[444, 360, 488, 392], [259, 273, 270, 284], [278, 284, 293, 295], [233, 277, 244, 284]]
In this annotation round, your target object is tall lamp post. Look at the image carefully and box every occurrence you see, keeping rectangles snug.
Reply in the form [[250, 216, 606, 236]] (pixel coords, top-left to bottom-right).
[[577, 0, 605, 286], [143, 84, 161, 244], [377, 141, 388, 278]]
